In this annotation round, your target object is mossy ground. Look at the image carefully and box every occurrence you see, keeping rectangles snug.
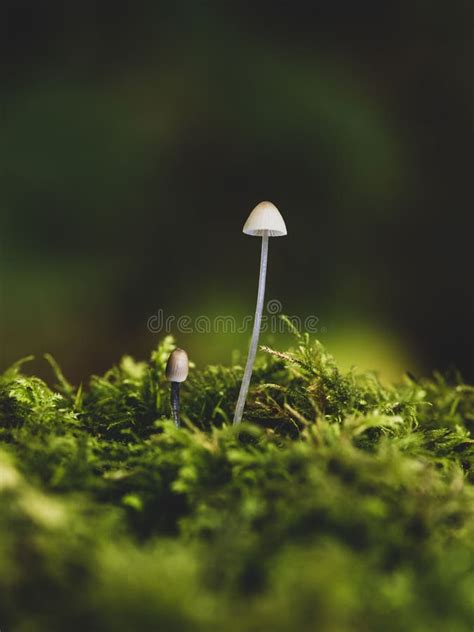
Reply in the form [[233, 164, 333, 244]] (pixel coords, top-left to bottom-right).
[[0, 326, 473, 631]]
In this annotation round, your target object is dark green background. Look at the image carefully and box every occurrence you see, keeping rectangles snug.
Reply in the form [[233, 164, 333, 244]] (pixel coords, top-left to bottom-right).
[[1, 1, 472, 382]]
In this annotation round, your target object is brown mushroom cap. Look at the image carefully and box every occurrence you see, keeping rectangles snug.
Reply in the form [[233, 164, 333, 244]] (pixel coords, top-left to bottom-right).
[[165, 348, 189, 383]]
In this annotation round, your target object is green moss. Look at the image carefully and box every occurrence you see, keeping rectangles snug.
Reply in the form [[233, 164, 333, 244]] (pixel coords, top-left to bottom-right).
[[0, 329, 473, 631]]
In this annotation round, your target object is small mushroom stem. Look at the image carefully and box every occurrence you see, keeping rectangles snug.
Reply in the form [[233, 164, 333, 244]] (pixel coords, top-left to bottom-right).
[[170, 381, 181, 427], [233, 230, 269, 425]]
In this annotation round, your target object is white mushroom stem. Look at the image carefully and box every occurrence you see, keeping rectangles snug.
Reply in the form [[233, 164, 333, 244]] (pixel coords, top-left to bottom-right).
[[233, 230, 269, 425]]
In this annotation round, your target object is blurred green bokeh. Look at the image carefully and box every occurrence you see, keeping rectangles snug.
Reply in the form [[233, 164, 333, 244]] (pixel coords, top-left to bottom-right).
[[1, 1, 472, 381]]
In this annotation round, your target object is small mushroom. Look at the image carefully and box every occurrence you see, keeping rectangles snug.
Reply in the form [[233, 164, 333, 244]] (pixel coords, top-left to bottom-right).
[[233, 201, 287, 425], [165, 348, 189, 427]]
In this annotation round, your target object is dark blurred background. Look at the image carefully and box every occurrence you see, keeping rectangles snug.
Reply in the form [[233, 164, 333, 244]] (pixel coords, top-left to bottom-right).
[[1, 1, 473, 383]]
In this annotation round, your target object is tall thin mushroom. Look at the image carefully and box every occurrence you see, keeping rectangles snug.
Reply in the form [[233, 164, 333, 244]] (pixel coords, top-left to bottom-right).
[[233, 201, 287, 425]]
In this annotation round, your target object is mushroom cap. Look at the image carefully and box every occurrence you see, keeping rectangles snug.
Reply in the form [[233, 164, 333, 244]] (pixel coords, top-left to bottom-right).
[[165, 348, 189, 383], [243, 201, 287, 237]]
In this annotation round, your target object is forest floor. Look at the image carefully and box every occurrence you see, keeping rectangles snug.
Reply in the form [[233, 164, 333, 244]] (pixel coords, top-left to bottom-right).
[[0, 328, 473, 631]]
